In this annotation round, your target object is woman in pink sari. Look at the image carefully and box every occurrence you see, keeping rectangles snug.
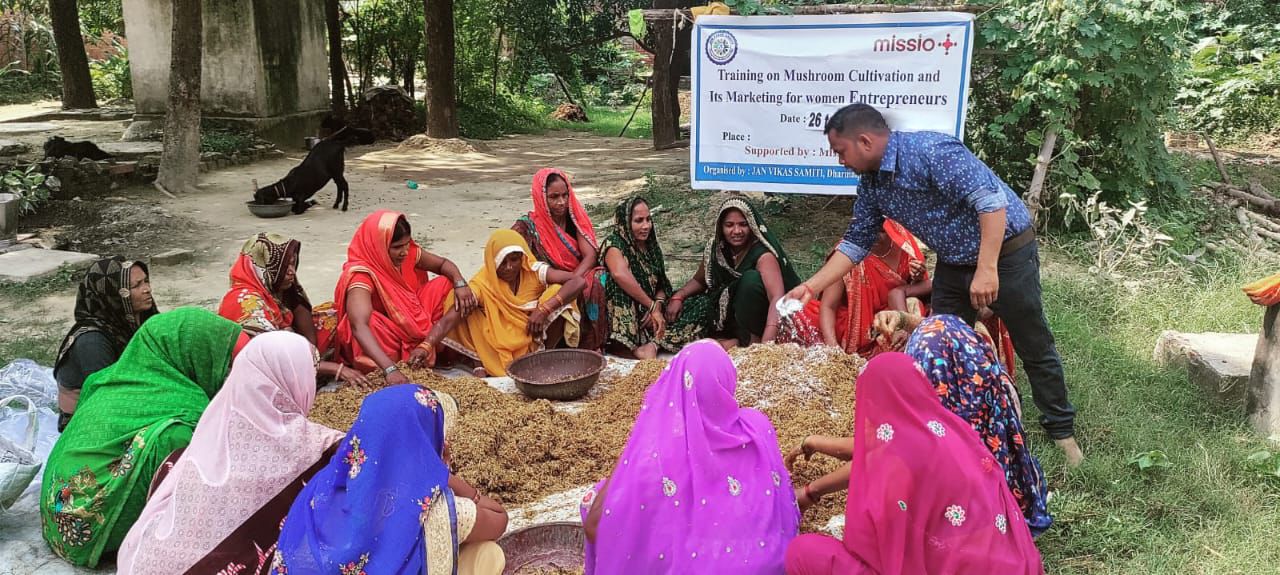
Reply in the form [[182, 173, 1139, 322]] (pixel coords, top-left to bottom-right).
[[580, 339, 799, 574], [783, 353, 1044, 575]]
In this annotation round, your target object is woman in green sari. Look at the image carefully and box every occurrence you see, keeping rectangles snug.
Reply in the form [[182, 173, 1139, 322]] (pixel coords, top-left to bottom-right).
[[41, 307, 246, 567], [601, 196, 708, 358], [668, 197, 801, 348]]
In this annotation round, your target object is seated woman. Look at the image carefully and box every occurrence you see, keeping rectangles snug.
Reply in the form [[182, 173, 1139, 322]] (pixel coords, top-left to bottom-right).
[[600, 196, 707, 359], [512, 168, 608, 351], [580, 340, 798, 574], [783, 353, 1045, 575], [332, 210, 478, 386], [785, 220, 927, 356], [116, 331, 345, 574], [423, 229, 586, 377], [54, 256, 160, 431], [41, 308, 247, 568], [218, 232, 366, 387], [668, 197, 800, 347], [276, 384, 509, 575], [794, 314, 1052, 536]]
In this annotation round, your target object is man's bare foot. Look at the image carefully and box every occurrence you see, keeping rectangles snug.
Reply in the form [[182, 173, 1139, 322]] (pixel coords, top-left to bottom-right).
[[1055, 436, 1085, 467]]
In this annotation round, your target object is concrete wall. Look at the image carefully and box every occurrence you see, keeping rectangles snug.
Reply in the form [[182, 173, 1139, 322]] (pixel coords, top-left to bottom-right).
[[123, 0, 328, 145]]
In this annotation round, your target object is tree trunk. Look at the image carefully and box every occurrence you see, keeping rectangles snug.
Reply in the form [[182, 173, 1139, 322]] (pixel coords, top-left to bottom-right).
[[423, 0, 458, 138], [403, 53, 416, 99], [155, 0, 203, 196], [325, 0, 346, 115], [649, 0, 693, 149], [1024, 127, 1058, 224], [49, 0, 96, 108]]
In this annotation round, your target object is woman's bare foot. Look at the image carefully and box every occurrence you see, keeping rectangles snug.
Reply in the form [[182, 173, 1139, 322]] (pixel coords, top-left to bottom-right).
[[1055, 437, 1084, 467], [472, 366, 489, 378]]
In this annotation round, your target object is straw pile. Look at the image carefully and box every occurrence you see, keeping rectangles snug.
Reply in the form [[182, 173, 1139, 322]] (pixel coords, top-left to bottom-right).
[[396, 134, 490, 154], [309, 343, 863, 532]]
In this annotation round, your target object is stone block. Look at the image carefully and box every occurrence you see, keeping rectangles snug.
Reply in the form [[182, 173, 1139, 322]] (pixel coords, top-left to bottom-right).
[[0, 249, 97, 283], [0, 139, 28, 156], [97, 141, 164, 160], [106, 162, 138, 176], [150, 248, 194, 266], [1155, 331, 1256, 404]]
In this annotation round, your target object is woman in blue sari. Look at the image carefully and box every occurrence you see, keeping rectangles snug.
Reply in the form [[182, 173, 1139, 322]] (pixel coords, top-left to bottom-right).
[[275, 384, 507, 574]]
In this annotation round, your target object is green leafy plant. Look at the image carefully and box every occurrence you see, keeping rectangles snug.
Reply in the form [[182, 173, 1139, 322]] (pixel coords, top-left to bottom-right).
[[200, 129, 258, 155], [1246, 450, 1280, 482], [89, 41, 131, 100], [1128, 450, 1173, 473], [1175, 0, 1280, 143], [1, 165, 60, 215]]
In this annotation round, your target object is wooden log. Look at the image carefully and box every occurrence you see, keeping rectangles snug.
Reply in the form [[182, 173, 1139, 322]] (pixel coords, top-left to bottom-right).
[[1255, 226, 1280, 244], [1249, 305, 1280, 440], [1245, 211, 1280, 235], [1215, 183, 1280, 216], [1024, 127, 1058, 225], [1204, 135, 1232, 186]]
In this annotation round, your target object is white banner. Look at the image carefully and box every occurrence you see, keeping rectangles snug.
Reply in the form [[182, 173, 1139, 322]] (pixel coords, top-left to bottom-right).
[[690, 12, 976, 194]]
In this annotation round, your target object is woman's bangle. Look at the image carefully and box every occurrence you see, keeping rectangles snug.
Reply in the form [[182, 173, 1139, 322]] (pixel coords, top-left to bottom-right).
[[670, 295, 685, 303], [336, 363, 345, 380]]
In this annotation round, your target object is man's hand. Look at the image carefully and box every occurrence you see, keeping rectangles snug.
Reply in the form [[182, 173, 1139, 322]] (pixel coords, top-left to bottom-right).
[[970, 266, 999, 310]]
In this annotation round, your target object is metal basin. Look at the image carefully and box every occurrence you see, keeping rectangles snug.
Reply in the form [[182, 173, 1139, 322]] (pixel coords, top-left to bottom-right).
[[497, 522, 585, 575], [245, 199, 294, 218], [507, 349, 605, 401]]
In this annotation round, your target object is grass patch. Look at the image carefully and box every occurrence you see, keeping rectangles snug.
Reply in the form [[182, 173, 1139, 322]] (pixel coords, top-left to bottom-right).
[[0, 72, 59, 105], [549, 102, 653, 140], [0, 323, 61, 366], [200, 129, 259, 155], [0, 264, 80, 303], [1018, 254, 1272, 574]]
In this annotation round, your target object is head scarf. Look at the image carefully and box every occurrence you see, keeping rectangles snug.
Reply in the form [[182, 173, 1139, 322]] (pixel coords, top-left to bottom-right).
[[55, 256, 160, 372], [584, 339, 798, 574], [453, 229, 547, 375], [841, 353, 1045, 574], [703, 197, 801, 330], [600, 196, 672, 300], [905, 315, 1052, 535], [524, 167, 598, 271], [116, 331, 344, 574], [41, 308, 242, 567], [277, 384, 456, 574], [218, 233, 310, 334], [332, 211, 432, 342]]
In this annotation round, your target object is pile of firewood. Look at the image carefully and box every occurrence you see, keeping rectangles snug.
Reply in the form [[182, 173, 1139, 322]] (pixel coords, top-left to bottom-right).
[[1201, 136, 1280, 256], [351, 85, 418, 141]]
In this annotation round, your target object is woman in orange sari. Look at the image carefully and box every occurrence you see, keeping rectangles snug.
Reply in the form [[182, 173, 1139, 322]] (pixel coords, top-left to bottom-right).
[[332, 211, 478, 386], [512, 168, 608, 351]]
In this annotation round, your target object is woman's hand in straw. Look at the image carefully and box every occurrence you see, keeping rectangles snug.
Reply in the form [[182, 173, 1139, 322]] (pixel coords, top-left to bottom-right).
[[409, 343, 436, 369]]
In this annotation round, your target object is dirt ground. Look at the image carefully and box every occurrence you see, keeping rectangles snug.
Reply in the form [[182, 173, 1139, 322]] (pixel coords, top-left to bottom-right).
[[3, 131, 689, 336]]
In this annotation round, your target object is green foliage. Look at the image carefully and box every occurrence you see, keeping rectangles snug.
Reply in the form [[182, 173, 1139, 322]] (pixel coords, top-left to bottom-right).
[[1, 165, 60, 215], [89, 41, 131, 100], [344, 0, 423, 100], [200, 129, 257, 155], [455, 88, 548, 140], [0, 63, 60, 105], [972, 0, 1189, 226], [79, 0, 125, 36], [1175, 0, 1280, 143], [1128, 450, 1173, 473]]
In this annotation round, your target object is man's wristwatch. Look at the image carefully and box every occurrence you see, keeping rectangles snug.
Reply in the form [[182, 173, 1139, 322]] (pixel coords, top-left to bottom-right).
[[453, 279, 468, 289]]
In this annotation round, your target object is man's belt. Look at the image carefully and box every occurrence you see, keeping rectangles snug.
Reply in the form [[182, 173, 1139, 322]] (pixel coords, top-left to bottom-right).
[[1000, 227, 1036, 257]]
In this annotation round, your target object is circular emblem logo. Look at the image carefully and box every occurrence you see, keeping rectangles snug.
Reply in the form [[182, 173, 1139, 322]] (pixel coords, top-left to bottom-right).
[[706, 30, 738, 65]]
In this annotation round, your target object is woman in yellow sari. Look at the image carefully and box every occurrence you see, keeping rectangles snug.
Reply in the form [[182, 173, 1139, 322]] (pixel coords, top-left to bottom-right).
[[422, 230, 586, 377]]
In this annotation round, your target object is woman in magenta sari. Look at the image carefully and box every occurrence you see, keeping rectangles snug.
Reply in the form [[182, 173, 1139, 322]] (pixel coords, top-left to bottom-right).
[[579, 339, 799, 574], [783, 353, 1044, 575]]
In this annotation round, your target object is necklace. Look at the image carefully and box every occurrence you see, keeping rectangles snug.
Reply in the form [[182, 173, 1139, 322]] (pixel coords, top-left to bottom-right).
[[871, 244, 895, 259]]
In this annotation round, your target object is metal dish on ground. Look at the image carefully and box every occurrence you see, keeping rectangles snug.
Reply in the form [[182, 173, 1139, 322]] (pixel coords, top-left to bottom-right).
[[497, 522, 585, 575], [507, 349, 605, 401], [245, 199, 294, 218]]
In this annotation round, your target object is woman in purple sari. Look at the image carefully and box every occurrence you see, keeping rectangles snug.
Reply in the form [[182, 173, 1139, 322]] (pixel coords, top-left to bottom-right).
[[580, 339, 799, 574]]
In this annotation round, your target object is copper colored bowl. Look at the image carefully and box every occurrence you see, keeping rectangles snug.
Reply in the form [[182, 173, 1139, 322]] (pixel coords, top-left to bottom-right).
[[507, 349, 605, 401], [497, 522, 585, 575]]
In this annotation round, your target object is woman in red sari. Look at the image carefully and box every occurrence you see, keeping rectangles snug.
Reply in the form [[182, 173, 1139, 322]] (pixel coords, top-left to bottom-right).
[[789, 220, 1017, 373], [332, 211, 478, 386], [217, 233, 366, 386], [512, 168, 609, 351]]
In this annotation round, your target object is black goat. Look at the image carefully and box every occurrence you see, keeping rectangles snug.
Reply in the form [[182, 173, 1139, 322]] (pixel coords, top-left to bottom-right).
[[43, 136, 112, 161], [252, 123, 375, 214]]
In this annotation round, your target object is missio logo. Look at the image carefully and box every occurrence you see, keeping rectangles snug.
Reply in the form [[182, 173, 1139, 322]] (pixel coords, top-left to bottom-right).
[[873, 32, 958, 55]]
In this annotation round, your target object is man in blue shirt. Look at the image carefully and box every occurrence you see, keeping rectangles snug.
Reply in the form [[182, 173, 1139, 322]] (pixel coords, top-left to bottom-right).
[[786, 103, 1082, 465]]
